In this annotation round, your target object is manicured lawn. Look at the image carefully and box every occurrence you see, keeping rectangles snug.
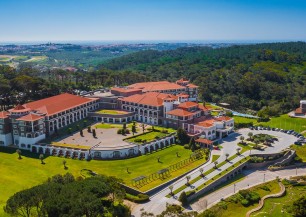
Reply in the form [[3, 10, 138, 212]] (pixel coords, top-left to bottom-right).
[[251, 183, 306, 217], [212, 155, 220, 162], [96, 109, 128, 115], [0, 145, 207, 216], [234, 114, 306, 134], [257, 115, 306, 133], [206, 180, 281, 217], [291, 144, 306, 162], [126, 131, 169, 143], [94, 122, 133, 129], [233, 116, 258, 124]]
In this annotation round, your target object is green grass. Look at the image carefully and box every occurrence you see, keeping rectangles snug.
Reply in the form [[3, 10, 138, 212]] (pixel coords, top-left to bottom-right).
[[24, 56, 47, 62], [126, 131, 168, 143], [251, 184, 306, 217], [205, 179, 281, 217], [212, 155, 220, 162], [238, 142, 254, 153], [0, 145, 207, 216], [234, 114, 306, 134], [96, 109, 128, 115], [291, 144, 306, 162], [257, 114, 306, 133], [94, 122, 134, 129]]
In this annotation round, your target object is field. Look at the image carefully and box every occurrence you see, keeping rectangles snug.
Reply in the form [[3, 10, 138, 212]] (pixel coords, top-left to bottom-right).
[[24, 56, 48, 62], [233, 114, 306, 133], [205, 180, 281, 217], [0, 145, 207, 216], [251, 182, 306, 217], [291, 144, 306, 162]]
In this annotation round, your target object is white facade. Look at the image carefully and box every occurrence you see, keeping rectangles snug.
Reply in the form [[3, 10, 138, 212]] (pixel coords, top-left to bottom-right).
[[0, 133, 13, 146]]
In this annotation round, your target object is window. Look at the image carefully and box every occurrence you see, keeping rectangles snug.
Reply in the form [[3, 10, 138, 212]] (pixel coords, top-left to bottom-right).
[[13, 125, 17, 129], [21, 133, 25, 137], [0, 119, 3, 123], [14, 130, 18, 135], [0, 125, 2, 129]]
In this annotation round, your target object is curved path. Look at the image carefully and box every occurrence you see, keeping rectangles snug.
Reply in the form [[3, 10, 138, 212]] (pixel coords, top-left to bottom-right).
[[245, 182, 286, 217]]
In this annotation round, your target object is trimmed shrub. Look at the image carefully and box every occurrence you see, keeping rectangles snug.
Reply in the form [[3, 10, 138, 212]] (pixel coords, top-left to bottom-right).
[[125, 193, 149, 203], [184, 144, 190, 149], [117, 129, 123, 134], [178, 191, 188, 206], [134, 138, 142, 143]]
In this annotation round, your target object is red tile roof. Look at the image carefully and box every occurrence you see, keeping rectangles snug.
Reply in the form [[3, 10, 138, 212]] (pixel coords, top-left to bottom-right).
[[186, 83, 199, 88], [9, 104, 31, 113], [166, 109, 194, 117], [214, 116, 233, 121], [195, 138, 213, 145], [295, 108, 305, 114], [0, 111, 9, 119], [199, 104, 213, 111], [16, 113, 43, 122], [22, 93, 98, 116], [111, 87, 142, 93], [120, 92, 177, 106], [178, 101, 198, 109], [127, 81, 186, 92]]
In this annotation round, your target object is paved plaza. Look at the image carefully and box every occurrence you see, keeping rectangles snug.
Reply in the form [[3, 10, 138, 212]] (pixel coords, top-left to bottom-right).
[[54, 125, 137, 150]]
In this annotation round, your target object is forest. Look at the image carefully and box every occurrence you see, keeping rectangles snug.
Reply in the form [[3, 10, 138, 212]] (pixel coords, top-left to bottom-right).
[[1, 42, 306, 116]]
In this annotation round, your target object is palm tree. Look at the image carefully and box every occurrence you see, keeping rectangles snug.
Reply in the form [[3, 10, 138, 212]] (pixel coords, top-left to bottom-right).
[[169, 185, 174, 195], [214, 161, 218, 169], [225, 153, 229, 161], [63, 160, 67, 169], [186, 175, 191, 185], [248, 132, 253, 140], [199, 168, 204, 177], [236, 148, 241, 155], [39, 154, 44, 164], [16, 149, 22, 159]]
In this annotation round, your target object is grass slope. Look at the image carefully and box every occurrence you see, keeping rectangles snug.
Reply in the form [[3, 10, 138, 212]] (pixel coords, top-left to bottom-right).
[[0, 145, 206, 216]]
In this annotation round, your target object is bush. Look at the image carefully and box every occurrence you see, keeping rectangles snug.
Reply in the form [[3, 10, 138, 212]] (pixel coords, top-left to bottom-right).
[[184, 144, 190, 149], [125, 129, 130, 134], [178, 191, 188, 206], [134, 138, 142, 143], [186, 190, 196, 197], [161, 129, 168, 133], [117, 129, 123, 134], [260, 186, 271, 191], [125, 193, 149, 203], [142, 139, 147, 143], [155, 136, 160, 139], [240, 199, 250, 207]]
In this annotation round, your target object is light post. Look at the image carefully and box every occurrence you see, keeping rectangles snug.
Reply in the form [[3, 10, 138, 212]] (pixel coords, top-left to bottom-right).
[[234, 183, 236, 193], [296, 167, 297, 175], [264, 173, 265, 182]]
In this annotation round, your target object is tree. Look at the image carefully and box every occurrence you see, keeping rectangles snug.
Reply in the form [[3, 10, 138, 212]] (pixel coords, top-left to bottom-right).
[[178, 191, 188, 206], [123, 123, 127, 131], [248, 132, 253, 140], [186, 175, 191, 185], [87, 126, 91, 133], [80, 129, 83, 137], [199, 168, 204, 177], [214, 161, 218, 169], [240, 136, 245, 143], [225, 153, 229, 161], [236, 147, 241, 155], [254, 139, 260, 149], [177, 128, 189, 144], [39, 154, 44, 164], [142, 123, 145, 133], [131, 124, 137, 135], [92, 129, 96, 138], [189, 137, 196, 152], [169, 185, 174, 195], [16, 149, 22, 159], [157, 156, 161, 163], [63, 160, 67, 169], [291, 195, 306, 217]]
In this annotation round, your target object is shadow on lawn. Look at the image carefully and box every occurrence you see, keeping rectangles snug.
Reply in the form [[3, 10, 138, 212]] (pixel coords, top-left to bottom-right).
[[0, 146, 49, 159]]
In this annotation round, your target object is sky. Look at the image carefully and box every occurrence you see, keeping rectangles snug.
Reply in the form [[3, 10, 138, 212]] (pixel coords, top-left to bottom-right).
[[0, 0, 306, 43]]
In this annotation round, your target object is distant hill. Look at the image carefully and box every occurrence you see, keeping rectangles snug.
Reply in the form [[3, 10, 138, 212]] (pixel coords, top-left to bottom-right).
[[102, 42, 306, 115]]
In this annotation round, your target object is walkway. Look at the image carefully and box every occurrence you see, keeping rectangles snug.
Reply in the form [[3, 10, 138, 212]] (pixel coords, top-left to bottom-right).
[[132, 129, 297, 216], [245, 182, 285, 217]]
